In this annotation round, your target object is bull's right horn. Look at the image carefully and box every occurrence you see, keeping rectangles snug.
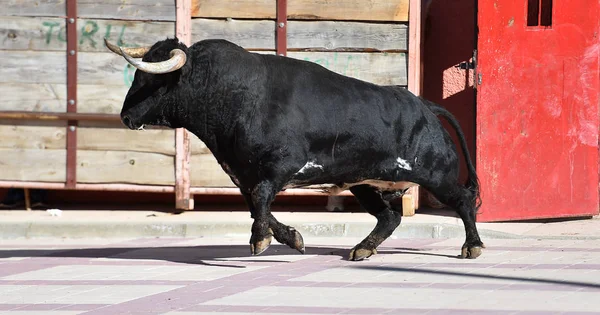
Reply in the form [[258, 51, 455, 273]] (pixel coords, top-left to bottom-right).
[[104, 38, 151, 58], [120, 47, 187, 74]]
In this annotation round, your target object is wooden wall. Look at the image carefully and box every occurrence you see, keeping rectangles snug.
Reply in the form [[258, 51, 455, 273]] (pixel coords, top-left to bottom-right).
[[0, 0, 410, 188]]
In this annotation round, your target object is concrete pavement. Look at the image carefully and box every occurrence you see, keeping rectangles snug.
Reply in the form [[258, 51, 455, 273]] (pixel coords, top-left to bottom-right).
[[1, 209, 599, 240], [1, 236, 600, 314]]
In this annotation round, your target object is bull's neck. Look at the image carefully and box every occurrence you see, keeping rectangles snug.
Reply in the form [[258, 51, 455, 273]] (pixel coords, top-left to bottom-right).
[[176, 94, 237, 158]]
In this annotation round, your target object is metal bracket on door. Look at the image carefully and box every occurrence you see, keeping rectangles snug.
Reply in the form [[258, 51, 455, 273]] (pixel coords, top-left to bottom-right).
[[456, 49, 480, 89], [457, 49, 477, 69]]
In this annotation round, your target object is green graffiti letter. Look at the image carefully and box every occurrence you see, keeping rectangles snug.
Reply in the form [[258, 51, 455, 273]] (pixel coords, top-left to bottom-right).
[[57, 25, 67, 42], [104, 24, 112, 39], [117, 25, 131, 47], [42, 21, 60, 44], [123, 64, 135, 87], [80, 21, 99, 47]]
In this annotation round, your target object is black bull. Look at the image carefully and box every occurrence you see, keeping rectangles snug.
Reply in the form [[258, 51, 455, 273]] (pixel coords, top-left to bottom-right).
[[104, 37, 484, 260]]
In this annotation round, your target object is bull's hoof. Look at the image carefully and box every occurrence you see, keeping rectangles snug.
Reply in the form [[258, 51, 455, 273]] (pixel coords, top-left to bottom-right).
[[348, 247, 377, 261], [250, 228, 273, 256], [290, 228, 305, 254], [460, 246, 483, 259]]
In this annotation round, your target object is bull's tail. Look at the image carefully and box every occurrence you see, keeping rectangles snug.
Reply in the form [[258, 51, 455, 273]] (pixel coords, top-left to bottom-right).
[[424, 100, 481, 211]]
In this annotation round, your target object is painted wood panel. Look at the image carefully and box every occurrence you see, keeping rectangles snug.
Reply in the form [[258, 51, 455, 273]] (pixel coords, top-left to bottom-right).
[[3, 0, 408, 22], [191, 0, 409, 22], [1, 50, 406, 111], [0, 148, 66, 182], [77, 150, 175, 185], [190, 153, 236, 187], [1, 17, 407, 52]]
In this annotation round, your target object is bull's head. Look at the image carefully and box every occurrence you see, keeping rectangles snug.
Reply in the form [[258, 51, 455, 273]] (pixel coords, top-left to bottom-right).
[[104, 37, 189, 130]]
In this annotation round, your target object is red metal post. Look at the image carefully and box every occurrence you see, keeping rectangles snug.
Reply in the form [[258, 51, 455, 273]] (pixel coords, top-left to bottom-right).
[[66, 0, 78, 189], [0, 111, 120, 122], [276, 0, 287, 56], [175, 0, 194, 211], [0, 181, 355, 196]]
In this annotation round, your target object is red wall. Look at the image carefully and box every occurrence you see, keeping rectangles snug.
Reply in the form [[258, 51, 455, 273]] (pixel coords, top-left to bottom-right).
[[422, 0, 477, 186]]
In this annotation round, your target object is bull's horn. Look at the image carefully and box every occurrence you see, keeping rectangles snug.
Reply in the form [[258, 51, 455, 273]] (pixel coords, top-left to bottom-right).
[[104, 38, 151, 58], [120, 47, 187, 74]]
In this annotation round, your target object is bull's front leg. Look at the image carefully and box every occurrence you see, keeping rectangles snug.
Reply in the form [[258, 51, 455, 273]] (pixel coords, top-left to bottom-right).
[[244, 182, 305, 255]]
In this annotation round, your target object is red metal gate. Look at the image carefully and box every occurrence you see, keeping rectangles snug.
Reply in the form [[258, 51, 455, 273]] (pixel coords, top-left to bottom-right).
[[476, 0, 599, 221]]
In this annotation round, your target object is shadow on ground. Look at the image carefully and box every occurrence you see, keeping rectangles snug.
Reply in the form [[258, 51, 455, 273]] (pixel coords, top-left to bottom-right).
[[0, 244, 459, 266], [1, 244, 599, 289], [351, 264, 600, 289]]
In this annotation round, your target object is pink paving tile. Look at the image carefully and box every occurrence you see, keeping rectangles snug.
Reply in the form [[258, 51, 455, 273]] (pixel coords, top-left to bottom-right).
[[0, 304, 27, 311], [78, 256, 334, 314], [55, 304, 111, 311], [13, 304, 79, 311], [0, 304, 107, 311], [0, 280, 197, 286], [108, 238, 190, 247], [0, 261, 62, 278], [432, 245, 600, 253]]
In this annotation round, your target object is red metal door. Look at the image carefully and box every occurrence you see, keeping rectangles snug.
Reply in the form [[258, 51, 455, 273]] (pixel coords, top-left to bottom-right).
[[476, 0, 599, 221]]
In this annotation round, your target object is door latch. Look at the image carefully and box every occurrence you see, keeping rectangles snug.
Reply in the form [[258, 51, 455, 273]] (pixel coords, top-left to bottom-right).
[[457, 60, 476, 70], [456, 49, 477, 70]]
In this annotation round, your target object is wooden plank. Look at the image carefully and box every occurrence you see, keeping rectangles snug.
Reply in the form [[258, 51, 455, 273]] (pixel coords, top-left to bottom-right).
[[190, 154, 236, 187], [0, 126, 66, 150], [2, 17, 406, 52], [78, 129, 176, 155], [402, 193, 416, 216], [0, 17, 173, 52], [0, 148, 66, 182], [4, 0, 408, 22], [1, 0, 176, 20], [188, 134, 220, 155], [1, 0, 65, 17], [0, 125, 211, 156], [407, 0, 425, 96], [191, 0, 409, 22], [0, 51, 66, 84], [287, 52, 407, 85], [76, 84, 131, 114], [0, 83, 65, 112], [192, 19, 274, 49], [0, 83, 130, 113], [77, 150, 175, 185], [287, 21, 407, 52], [175, 0, 193, 210], [1, 51, 127, 85], [2, 50, 406, 88]]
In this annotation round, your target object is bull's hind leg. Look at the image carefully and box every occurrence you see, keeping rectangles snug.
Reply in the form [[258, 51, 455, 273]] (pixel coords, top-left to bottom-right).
[[243, 188, 305, 255], [348, 185, 402, 261], [430, 185, 484, 259]]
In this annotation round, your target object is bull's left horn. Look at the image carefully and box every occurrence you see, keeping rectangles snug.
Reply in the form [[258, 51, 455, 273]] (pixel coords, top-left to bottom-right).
[[120, 47, 187, 74], [104, 38, 151, 58]]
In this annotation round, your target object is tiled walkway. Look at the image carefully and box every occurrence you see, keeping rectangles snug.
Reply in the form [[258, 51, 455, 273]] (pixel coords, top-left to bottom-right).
[[0, 237, 599, 314]]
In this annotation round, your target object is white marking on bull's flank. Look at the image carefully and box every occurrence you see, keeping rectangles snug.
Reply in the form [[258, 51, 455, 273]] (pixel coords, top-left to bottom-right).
[[396, 157, 412, 171], [137, 124, 145, 131], [297, 160, 324, 174]]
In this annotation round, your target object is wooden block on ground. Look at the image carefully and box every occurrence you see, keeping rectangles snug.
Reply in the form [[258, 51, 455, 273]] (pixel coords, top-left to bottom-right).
[[402, 193, 415, 216]]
